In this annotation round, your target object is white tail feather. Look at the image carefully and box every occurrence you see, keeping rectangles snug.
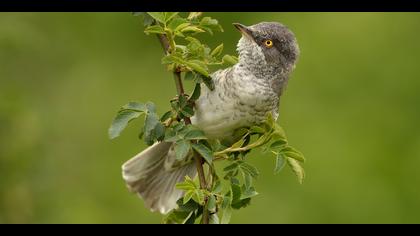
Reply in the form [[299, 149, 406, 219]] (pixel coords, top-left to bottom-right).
[[122, 142, 196, 214]]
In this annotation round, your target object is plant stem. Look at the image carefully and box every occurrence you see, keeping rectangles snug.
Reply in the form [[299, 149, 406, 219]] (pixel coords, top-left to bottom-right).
[[156, 31, 209, 224]]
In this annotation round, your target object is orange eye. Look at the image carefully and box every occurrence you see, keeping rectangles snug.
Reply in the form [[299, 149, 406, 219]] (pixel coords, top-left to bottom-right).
[[264, 39, 273, 48]]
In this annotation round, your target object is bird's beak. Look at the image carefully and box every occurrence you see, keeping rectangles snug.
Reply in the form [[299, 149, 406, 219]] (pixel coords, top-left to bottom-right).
[[233, 23, 254, 41]]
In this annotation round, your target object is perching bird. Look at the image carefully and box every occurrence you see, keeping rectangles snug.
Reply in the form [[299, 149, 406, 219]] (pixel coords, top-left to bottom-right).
[[122, 22, 300, 214]]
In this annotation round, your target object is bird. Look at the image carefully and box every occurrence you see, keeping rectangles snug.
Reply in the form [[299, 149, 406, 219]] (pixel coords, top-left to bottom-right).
[[122, 22, 300, 214]]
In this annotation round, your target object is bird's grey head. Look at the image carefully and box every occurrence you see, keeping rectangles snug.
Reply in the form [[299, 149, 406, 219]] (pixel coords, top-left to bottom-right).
[[234, 22, 299, 76]]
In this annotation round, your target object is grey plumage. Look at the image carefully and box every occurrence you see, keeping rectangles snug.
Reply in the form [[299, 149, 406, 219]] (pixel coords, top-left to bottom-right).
[[122, 22, 300, 214]]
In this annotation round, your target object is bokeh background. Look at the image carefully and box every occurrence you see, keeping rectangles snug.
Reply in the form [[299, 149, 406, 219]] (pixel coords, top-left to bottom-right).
[[1, 12, 420, 224]]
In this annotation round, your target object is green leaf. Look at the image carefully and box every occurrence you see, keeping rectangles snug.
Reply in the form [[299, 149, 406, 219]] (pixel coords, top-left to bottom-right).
[[122, 102, 147, 111], [284, 151, 305, 163], [163, 209, 194, 224], [287, 157, 305, 184], [274, 154, 286, 174], [212, 180, 222, 193], [144, 111, 163, 145], [207, 195, 216, 212], [249, 126, 265, 134], [180, 26, 205, 34], [181, 105, 194, 117], [243, 172, 253, 190], [174, 140, 191, 161], [239, 162, 259, 178], [167, 17, 187, 31], [146, 12, 165, 24], [177, 198, 199, 212], [189, 83, 201, 101], [178, 94, 187, 108], [211, 43, 224, 57], [109, 109, 142, 139], [144, 25, 165, 35], [231, 138, 246, 149], [200, 17, 223, 34], [220, 191, 233, 224], [199, 74, 215, 91], [192, 142, 213, 164], [164, 12, 179, 23], [184, 129, 207, 140], [176, 176, 197, 191], [186, 60, 209, 77], [240, 186, 258, 200], [222, 54, 238, 65], [191, 190, 205, 205], [187, 12, 202, 20], [223, 162, 239, 172], [174, 22, 191, 32], [270, 139, 287, 149], [231, 183, 242, 204], [184, 71, 195, 81], [183, 191, 194, 204], [160, 110, 173, 122]]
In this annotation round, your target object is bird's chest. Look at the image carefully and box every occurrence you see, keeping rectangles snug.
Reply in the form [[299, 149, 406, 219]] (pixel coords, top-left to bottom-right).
[[192, 74, 279, 140]]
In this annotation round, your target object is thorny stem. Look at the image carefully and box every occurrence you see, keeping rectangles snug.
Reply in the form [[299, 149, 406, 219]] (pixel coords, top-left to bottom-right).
[[156, 32, 209, 224]]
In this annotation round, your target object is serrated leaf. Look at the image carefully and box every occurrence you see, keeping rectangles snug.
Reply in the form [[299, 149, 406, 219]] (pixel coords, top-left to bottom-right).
[[109, 110, 142, 139], [223, 162, 239, 172], [287, 157, 305, 184], [283, 151, 305, 163], [230, 177, 239, 186], [189, 83, 201, 101], [191, 190, 205, 205], [181, 105, 194, 117], [243, 172, 253, 190], [176, 176, 197, 191], [174, 22, 191, 32], [174, 140, 191, 161], [220, 191, 233, 224], [240, 186, 258, 200], [167, 17, 187, 31], [181, 26, 205, 34], [144, 25, 165, 35], [274, 154, 286, 174], [177, 198, 199, 212], [184, 71, 195, 81], [192, 143, 213, 164], [231, 183, 242, 204], [231, 138, 246, 149], [164, 12, 179, 23], [146, 12, 165, 24], [270, 139, 287, 149], [187, 12, 202, 20], [212, 180, 222, 193], [199, 74, 215, 91], [183, 191, 194, 204], [211, 43, 224, 57], [222, 54, 238, 65], [122, 102, 147, 111], [207, 195, 216, 212], [143, 112, 162, 145], [200, 17, 219, 26], [186, 61, 209, 77], [160, 110, 173, 122], [184, 129, 207, 140], [249, 126, 265, 134], [239, 162, 259, 178]]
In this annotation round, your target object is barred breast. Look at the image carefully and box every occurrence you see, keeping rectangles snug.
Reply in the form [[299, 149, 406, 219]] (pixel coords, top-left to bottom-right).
[[190, 65, 280, 142]]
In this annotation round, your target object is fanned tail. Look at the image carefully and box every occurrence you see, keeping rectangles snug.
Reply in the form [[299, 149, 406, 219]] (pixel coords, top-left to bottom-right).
[[122, 142, 196, 214]]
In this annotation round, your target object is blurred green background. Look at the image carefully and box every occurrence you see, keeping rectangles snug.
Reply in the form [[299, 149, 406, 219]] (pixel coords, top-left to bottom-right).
[[1, 12, 420, 224]]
